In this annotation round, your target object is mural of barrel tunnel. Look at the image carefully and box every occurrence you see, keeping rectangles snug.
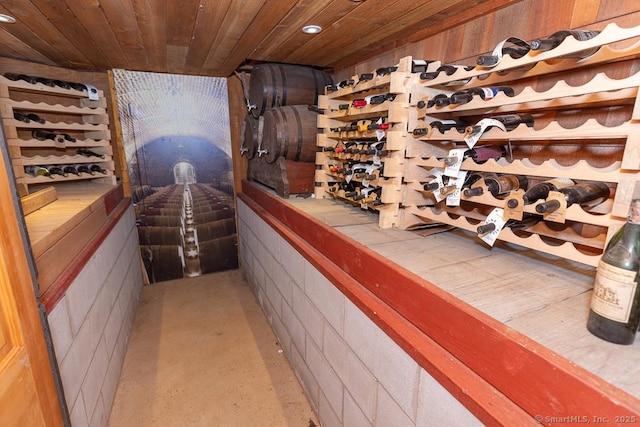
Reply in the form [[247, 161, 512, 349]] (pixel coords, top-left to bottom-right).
[[112, 70, 238, 283]]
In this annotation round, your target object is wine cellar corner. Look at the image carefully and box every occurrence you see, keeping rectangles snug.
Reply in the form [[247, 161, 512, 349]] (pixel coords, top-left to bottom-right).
[[315, 23, 640, 268]]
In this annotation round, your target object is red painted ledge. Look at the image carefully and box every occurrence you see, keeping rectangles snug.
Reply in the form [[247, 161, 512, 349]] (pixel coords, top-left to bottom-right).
[[41, 195, 131, 313], [240, 180, 640, 426]]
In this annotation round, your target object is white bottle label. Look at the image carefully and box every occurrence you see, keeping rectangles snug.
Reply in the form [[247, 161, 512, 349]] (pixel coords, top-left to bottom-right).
[[590, 260, 638, 323]]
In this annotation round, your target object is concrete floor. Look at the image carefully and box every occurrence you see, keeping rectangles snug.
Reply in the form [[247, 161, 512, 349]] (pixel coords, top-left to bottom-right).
[[107, 269, 319, 427]]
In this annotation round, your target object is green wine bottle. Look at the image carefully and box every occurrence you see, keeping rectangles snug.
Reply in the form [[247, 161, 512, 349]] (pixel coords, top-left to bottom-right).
[[586, 199, 640, 344]]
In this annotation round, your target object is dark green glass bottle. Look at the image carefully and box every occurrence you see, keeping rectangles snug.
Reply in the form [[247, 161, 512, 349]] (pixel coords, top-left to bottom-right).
[[587, 199, 640, 344]]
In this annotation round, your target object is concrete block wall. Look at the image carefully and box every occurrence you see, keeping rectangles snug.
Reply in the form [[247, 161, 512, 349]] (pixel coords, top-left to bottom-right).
[[237, 199, 482, 427], [47, 206, 144, 427]]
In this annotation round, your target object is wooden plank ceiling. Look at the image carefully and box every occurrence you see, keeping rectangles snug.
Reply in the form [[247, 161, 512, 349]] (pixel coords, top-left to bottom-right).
[[0, 0, 519, 77]]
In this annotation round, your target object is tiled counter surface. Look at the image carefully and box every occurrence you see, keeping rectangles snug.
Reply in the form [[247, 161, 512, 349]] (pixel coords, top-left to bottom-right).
[[282, 192, 640, 400]]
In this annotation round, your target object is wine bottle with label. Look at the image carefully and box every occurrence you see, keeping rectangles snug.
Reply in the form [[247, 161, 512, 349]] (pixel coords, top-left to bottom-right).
[[477, 213, 540, 234], [535, 181, 610, 213], [530, 29, 600, 58], [449, 86, 515, 105], [506, 177, 575, 208], [476, 37, 531, 67], [444, 145, 506, 167], [465, 114, 534, 136], [587, 199, 640, 345], [464, 173, 527, 198], [25, 165, 53, 178]]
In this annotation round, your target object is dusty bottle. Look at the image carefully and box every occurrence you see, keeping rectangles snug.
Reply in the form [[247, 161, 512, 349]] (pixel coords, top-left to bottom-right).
[[506, 177, 575, 208], [530, 29, 600, 58], [464, 174, 527, 198], [587, 199, 640, 344], [535, 181, 610, 213]]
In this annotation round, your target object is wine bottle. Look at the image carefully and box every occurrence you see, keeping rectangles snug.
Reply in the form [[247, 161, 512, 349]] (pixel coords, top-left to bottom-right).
[[420, 64, 474, 80], [32, 129, 64, 143], [25, 165, 53, 178], [77, 164, 93, 175], [26, 112, 46, 124], [352, 93, 396, 107], [464, 174, 528, 198], [13, 111, 31, 123], [530, 29, 600, 58], [375, 66, 397, 76], [60, 133, 77, 142], [34, 77, 56, 87], [77, 148, 105, 158], [465, 114, 534, 136], [535, 181, 610, 213], [476, 37, 531, 67], [426, 93, 451, 108], [430, 119, 469, 133], [449, 86, 515, 105], [359, 73, 374, 82], [477, 213, 539, 234], [63, 164, 81, 176], [47, 165, 68, 177], [443, 145, 506, 166], [89, 164, 108, 175], [506, 177, 575, 208], [409, 59, 436, 74], [52, 79, 72, 89], [587, 199, 640, 345], [4, 73, 37, 84]]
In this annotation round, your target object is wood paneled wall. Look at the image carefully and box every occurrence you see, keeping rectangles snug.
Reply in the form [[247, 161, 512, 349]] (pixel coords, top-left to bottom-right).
[[332, 0, 640, 80]]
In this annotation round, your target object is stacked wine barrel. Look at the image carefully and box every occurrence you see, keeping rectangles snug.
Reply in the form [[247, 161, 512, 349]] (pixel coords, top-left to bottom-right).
[[136, 183, 238, 283], [242, 63, 333, 194]]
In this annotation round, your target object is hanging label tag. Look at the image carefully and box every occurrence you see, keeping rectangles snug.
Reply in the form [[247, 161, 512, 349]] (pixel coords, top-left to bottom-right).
[[464, 118, 506, 148], [446, 170, 468, 207], [84, 83, 100, 100], [444, 148, 467, 177], [480, 207, 507, 247]]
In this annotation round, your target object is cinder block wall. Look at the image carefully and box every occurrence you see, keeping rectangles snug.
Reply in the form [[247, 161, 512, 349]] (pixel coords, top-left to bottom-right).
[[47, 206, 144, 427], [237, 199, 481, 426]]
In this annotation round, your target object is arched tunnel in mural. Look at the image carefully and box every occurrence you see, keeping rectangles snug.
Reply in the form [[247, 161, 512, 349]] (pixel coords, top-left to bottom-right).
[[112, 70, 238, 283]]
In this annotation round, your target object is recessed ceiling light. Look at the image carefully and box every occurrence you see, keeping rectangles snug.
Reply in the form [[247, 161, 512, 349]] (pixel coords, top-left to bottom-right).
[[0, 14, 16, 24], [302, 25, 322, 34]]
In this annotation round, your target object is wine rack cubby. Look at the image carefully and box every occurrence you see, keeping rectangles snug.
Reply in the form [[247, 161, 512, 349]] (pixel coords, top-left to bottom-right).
[[0, 75, 116, 197], [316, 23, 640, 267], [314, 56, 433, 228]]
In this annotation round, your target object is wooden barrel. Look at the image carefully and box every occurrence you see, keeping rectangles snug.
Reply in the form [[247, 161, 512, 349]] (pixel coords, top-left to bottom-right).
[[137, 226, 183, 245], [261, 105, 319, 164], [248, 63, 332, 118], [140, 245, 184, 283], [241, 114, 262, 159], [193, 208, 235, 224], [199, 235, 239, 274], [196, 218, 236, 242], [137, 215, 182, 227]]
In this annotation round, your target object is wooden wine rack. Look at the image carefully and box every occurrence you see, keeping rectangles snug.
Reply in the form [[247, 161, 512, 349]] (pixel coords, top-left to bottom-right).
[[0, 75, 116, 197], [316, 23, 640, 267], [315, 56, 432, 228]]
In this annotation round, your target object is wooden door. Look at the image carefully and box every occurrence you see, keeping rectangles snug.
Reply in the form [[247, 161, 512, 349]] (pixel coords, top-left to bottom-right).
[[0, 149, 63, 425]]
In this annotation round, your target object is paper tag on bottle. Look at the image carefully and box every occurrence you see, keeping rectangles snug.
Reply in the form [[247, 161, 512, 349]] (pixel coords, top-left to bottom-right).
[[84, 83, 100, 100], [480, 207, 507, 247], [430, 175, 446, 203], [446, 170, 468, 207], [444, 148, 467, 177], [464, 118, 506, 148]]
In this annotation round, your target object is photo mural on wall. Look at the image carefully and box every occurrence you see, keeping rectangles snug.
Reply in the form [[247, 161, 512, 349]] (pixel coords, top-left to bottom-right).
[[112, 70, 238, 283]]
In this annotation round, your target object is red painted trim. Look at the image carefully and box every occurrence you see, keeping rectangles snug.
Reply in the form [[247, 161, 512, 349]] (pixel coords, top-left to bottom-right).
[[240, 180, 640, 425], [41, 198, 131, 313]]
